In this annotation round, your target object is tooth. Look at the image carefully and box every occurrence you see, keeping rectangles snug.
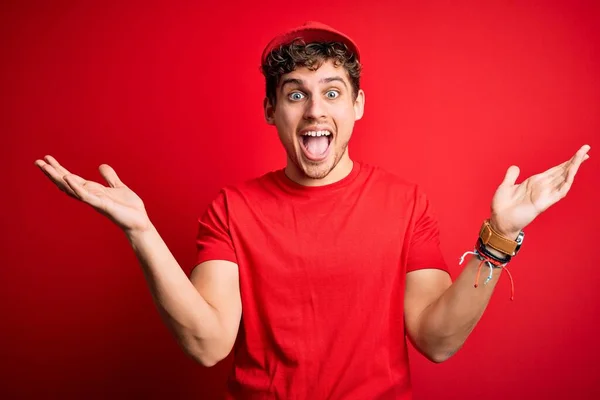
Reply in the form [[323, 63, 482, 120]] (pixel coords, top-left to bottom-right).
[[302, 130, 333, 136]]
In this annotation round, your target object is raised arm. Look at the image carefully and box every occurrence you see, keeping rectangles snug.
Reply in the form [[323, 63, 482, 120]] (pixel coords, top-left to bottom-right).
[[404, 144, 590, 363], [35, 155, 241, 366]]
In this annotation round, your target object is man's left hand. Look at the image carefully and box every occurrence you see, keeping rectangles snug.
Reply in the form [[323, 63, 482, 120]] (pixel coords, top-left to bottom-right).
[[489, 144, 591, 238]]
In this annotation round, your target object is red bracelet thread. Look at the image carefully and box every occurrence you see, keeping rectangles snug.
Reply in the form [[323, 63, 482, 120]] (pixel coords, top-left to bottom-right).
[[474, 252, 515, 301]]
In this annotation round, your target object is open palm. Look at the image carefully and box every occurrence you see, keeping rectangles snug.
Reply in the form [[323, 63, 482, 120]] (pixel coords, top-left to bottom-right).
[[35, 155, 150, 233], [490, 145, 591, 237]]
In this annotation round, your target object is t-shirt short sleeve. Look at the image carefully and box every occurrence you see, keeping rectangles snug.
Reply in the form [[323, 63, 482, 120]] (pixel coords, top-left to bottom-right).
[[195, 190, 238, 266], [406, 186, 450, 274]]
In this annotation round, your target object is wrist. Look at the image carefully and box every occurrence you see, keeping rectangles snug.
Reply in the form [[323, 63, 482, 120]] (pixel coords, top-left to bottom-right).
[[489, 218, 520, 240], [124, 222, 156, 243]]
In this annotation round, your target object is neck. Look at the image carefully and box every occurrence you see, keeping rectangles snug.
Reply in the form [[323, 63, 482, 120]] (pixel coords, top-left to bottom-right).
[[284, 153, 354, 187]]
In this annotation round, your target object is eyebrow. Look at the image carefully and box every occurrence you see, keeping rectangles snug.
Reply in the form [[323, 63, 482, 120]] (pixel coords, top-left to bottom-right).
[[280, 76, 348, 92]]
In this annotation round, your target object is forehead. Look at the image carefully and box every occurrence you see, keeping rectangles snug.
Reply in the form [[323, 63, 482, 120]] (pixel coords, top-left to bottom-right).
[[279, 59, 350, 86]]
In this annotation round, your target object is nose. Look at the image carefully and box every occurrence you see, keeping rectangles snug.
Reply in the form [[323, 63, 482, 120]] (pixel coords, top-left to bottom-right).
[[303, 96, 327, 121]]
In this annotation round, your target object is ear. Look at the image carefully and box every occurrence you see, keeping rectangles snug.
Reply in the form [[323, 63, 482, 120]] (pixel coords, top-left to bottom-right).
[[264, 97, 275, 125], [353, 89, 365, 121]]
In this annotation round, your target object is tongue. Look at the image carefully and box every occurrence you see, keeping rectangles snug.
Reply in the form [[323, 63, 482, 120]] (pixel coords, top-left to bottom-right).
[[305, 136, 329, 156]]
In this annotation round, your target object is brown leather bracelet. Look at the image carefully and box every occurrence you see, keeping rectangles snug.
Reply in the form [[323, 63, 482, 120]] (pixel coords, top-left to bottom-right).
[[478, 219, 524, 256]]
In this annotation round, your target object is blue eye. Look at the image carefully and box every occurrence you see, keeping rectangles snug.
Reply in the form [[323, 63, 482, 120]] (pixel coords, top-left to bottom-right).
[[326, 90, 339, 99], [289, 92, 305, 101]]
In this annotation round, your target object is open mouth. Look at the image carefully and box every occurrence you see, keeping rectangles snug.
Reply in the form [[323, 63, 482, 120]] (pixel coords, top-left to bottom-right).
[[299, 130, 333, 161]]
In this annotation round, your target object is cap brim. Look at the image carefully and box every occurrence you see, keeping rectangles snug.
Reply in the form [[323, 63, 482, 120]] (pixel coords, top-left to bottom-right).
[[261, 23, 360, 64]]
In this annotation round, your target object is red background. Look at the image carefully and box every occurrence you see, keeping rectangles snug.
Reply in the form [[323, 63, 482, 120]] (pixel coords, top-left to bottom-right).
[[2, 0, 599, 398]]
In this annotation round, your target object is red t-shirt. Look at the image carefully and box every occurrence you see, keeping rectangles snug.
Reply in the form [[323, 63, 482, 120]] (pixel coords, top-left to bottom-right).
[[195, 161, 449, 399]]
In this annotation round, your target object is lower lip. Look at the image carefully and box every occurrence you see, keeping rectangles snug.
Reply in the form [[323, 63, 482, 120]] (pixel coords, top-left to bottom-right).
[[299, 136, 332, 162]]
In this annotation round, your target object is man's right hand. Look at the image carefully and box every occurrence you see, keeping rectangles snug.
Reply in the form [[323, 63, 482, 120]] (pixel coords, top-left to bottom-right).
[[35, 155, 241, 366], [35, 155, 151, 235]]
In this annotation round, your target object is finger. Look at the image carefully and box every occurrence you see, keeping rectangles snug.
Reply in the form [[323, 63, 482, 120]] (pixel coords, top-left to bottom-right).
[[556, 148, 589, 196], [35, 160, 79, 198], [44, 155, 72, 177], [547, 163, 569, 188], [543, 160, 568, 181], [570, 144, 591, 168], [63, 174, 103, 208], [542, 144, 590, 183], [501, 165, 520, 186], [551, 153, 590, 185], [99, 164, 125, 188]]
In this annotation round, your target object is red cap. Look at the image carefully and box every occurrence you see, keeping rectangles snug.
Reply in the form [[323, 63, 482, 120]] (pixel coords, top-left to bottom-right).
[[261, 21, 360, 65]]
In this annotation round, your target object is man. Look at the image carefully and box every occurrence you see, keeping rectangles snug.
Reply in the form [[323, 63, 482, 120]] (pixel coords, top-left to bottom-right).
[[35, 21, 590, 399]]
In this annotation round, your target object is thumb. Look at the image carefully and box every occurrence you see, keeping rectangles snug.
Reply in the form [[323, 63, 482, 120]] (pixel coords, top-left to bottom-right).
[[99, 164, 125, 188], [501, 165, 520, 186]]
